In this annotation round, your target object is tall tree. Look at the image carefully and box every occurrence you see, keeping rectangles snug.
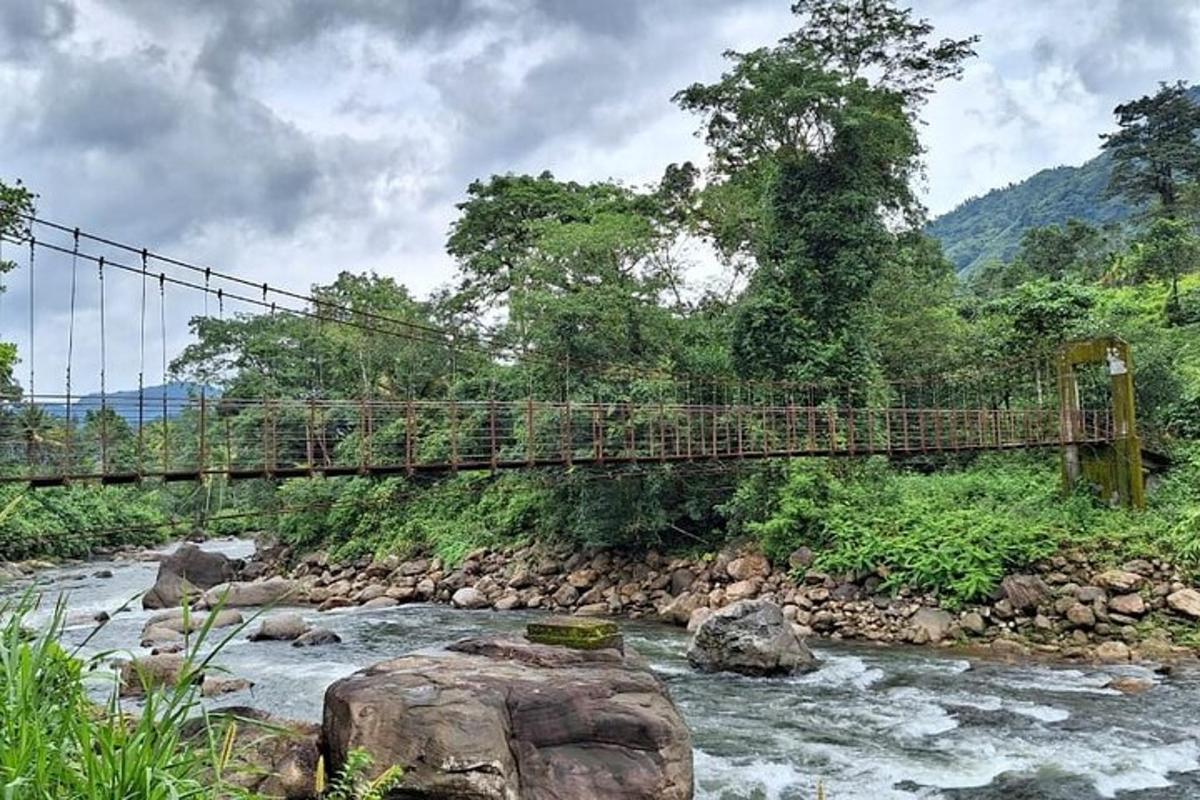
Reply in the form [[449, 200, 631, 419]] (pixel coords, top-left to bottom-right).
[[0, 180, 34, 398], [1101, 81, 1200, 219], [675, 2, 974, 384]]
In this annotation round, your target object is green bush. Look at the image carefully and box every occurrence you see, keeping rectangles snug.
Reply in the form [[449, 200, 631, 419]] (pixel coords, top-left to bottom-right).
[[0, 485, 170, 561]]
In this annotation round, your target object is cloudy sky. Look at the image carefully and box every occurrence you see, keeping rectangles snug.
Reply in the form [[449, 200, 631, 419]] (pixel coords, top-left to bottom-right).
[[1, 0, 1198, 394]]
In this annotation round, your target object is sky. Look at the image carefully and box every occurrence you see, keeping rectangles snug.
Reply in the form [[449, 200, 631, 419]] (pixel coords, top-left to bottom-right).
[[1, 0, 1198, 394]]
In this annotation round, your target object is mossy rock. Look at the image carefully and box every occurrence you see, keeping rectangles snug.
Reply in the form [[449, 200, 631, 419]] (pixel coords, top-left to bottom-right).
[[526, 617, 623, 651]]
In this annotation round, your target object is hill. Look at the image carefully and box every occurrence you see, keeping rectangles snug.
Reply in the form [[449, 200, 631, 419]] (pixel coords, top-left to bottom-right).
[[927, 150, 1136, 274], [41, 382, 212, 425]]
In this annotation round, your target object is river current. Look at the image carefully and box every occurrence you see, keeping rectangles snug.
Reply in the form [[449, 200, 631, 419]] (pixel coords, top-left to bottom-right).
[[7, 539, 1200, 800]]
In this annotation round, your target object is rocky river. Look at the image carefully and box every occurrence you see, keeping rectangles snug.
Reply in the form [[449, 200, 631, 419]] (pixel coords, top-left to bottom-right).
[[7, 539, 1200, 800]]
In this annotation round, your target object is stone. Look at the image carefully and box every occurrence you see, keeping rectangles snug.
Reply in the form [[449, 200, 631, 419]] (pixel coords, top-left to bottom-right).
[[669, 568, 695, 596], [323, 636, 692, 800], [787, 547, 815, 570], [1066, 603, 1096, 628], [1095, 570, 1144, 593], [687, 600, 817, 677], [1107, 676, 1154, 695], [318, 596, 353, 612], [249, 612, 310, 642], [1000, 574, 1052, 612], [1076, 585, 1107, 604], [202, 577, 301, 608], [493, 593, 522, 611], [724, 578, 762, 602], [507, 564, 535, 589], [575, 603, 611, 617], [552, 583, 580, 607], [201, 676, 254, 697], [1167, 588, 1200, 619], [726, 554, 771, 582], [356, 584, 386, 603], [1108, 593, 1147, 616], [960, 612, 986, 635], [140, 624, 184, 648], [1095, 640, 1131, 663], [451, 587, 489, 610], [119, 654, 198, 697], [399, 558, 429, 577], [526, 617, 623, 651], [362, 596, 399, 609], [990, 639, 1030, 659], [93, 569, 114, 579], [415, 578, 436, 600], [142, 544, 236, 610], [143, 608, 244, 636], [660, 592, 701, 626], [686, 607, 714, 633], [293, 628, 342, 647], [566, 569, 598, 589], [910, 608, 954, 643]]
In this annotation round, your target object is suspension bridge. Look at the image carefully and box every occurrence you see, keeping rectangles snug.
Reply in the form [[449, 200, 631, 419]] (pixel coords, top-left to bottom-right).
[[0, 212, 1144, 506]]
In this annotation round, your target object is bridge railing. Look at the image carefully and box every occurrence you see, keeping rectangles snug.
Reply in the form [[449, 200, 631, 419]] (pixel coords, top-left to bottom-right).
[[0, 394, 1114, 485]]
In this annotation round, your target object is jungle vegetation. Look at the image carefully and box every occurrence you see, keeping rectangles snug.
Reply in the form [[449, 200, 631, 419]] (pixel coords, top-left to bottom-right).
[[0, 1, 1198, 608]]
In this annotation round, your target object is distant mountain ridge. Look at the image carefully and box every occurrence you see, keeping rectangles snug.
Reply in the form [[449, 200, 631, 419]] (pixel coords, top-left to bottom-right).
[[39, 382, 213, 425], [927, 151, 1135, 274]]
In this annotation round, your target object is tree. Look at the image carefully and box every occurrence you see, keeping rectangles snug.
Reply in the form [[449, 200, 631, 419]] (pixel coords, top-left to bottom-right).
[[674, 2, 974, 384], [1013, 220, 1119, 283], [1121, 217, 1200, 304], [787, 0, 979, 110], [0, 180, 34, 398], [1101, 81, 1200, 218]]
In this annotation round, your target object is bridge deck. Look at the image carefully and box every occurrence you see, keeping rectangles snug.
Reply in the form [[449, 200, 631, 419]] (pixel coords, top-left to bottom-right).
[[0, 396, 1114, 486]]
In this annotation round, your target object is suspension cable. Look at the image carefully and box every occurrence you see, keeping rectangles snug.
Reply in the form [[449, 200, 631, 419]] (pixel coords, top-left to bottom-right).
[[27, 235, 34, 398]]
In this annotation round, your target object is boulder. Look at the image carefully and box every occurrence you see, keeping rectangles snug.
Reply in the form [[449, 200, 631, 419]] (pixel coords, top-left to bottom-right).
[[687, 599, 817, 677], [660, 592, 701, 626], [142, 544, 236, 610], [202, 577, 300, 608], [451, 587, 489, 609], [909, 608, 954, 643], [726, 553, 771, 581], [1095, 640, 1131, 663], [249, 613, 310, 642], [1000, 574, 1052, 612], [362, 596, 399, 609], [119, 654, 199, 697], [1095, 570, 1144, 593], [686, 607, 714, 633], [724, 578, 762, 602], [323, 636, 692, 800], [960, 612, 987, 636], [1167, 588, 1200, 619], [1108, 593, 1147, 617], [201, 676, 254, 697], [293, 628, 342, 648], [143, 609, 243, 636], [1066, 603, 1096, 628]]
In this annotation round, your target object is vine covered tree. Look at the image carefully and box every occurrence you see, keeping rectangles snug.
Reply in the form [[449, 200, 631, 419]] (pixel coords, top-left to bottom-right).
[[674, 0, 975, 384]]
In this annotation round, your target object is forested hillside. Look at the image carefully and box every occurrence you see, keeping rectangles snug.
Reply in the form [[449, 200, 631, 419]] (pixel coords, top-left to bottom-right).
[[927, 152, 1133, 273]]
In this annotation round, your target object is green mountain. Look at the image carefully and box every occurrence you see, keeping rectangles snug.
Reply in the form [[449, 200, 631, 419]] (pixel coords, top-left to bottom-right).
[[927, 151, 1136, 274]]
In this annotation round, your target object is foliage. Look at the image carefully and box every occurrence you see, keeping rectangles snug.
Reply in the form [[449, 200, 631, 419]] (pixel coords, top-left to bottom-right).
[[0, 594, 250, 799], [724, 449, 1200, 606], [321, 749, 403, 800], [0, 484, 169, 561], [1101, 81, 1200, 217]]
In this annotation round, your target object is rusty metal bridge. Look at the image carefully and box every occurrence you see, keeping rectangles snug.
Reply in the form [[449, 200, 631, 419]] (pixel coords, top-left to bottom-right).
[[0, 212, 1139, 503]]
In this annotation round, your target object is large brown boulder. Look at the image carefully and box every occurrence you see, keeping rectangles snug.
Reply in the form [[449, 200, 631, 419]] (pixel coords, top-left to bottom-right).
[[687, 599, 817, 676], [323, 636, 692, 800], [142, 544, 237, 610], [201, 576, 301, 608]]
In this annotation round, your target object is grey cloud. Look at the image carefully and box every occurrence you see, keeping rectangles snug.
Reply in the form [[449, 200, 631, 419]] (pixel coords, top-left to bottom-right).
[[0, 0, 75, 61], [1071, 0, 1199, 96]]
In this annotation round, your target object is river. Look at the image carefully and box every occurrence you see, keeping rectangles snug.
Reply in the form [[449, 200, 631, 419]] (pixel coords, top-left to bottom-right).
[[7, 539, 1200, 800]]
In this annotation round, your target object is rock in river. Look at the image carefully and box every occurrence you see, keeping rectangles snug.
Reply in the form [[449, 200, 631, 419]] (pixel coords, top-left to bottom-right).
[[323, 635, 693, 799], [201, 576, 301, 608], [249, 612, 310, 642], [687, 599, 818, 676], [142, 544, 237, 610]]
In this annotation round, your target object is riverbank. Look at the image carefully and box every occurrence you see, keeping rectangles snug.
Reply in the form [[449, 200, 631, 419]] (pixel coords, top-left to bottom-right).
[[9, 540, 1200, 799], [237, 537, 1200, 668]]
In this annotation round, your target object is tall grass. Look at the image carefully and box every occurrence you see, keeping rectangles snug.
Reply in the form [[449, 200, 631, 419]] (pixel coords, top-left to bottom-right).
[[0, 593, 246, 799]]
